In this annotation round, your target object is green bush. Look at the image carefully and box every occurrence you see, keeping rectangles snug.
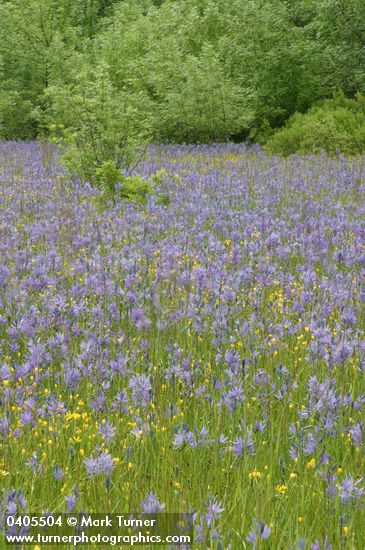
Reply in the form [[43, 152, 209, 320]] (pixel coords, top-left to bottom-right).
[[94, 160, 154, 205], [264, 93, 365, 156], [45, 63, 151, 185], [119, 174, 152, 203], [0, 90, 37, 140]]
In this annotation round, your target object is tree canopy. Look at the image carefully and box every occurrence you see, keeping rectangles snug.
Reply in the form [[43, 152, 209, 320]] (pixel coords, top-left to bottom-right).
[[1, 0, 365, 144]]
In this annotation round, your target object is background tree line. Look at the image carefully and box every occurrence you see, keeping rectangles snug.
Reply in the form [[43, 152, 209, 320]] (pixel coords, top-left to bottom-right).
[[1, 0, 365, 153]]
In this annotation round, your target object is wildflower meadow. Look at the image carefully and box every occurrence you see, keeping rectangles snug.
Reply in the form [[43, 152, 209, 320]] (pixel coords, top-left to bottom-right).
[[0, 142, 364, 549]]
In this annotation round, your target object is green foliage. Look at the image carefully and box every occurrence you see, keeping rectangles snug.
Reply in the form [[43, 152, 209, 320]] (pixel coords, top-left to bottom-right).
[[94, 0, 323, 142], [0, 90, 37, 140], [94, 159, 122, 196], [94, 159, 155, 205], [119, 174, 152, 202], [150, 169, 168, 185], [264, 93, 365, 156], [1, 0, 365, 150], [45, 64, 151, 184], [309, 0, 365, 96], [0, 0, 118, 140], [150, 169, 171, 205], [153, 44, 252, 142]]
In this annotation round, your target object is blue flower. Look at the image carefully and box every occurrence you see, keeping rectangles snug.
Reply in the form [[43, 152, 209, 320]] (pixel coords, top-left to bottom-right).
[[84, 451, 114, 478], [141, 492, 165, 513], [246, 518, 271, 546]]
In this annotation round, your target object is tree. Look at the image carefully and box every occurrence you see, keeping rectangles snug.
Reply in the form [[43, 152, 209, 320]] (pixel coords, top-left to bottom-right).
[[45, 64, 152, 184]]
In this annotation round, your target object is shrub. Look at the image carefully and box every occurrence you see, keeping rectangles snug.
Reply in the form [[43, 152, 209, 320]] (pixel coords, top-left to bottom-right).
[[0, 91, 37, 140], [93, 160, 153, 205], [45, 63, 151, 186], [264, 93, 365, 156]]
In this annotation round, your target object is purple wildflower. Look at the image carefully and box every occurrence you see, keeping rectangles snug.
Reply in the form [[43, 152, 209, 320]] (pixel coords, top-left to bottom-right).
[[128, 373, 152, 406], [246, 518, 271, 546], [337, 475, 364, 503], [141, 492, 165, 513], [53, 464, 64, 479], [65, 488, 78, 513], [84, 451, 114, 478], [205, 496, 224, 527]]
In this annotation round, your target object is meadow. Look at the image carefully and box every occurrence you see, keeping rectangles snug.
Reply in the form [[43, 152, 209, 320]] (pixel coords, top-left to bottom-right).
[[0, 142, 364, 549]]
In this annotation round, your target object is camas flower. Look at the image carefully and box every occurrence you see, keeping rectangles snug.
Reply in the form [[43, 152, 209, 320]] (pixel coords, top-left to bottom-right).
[[311, 536, 333, 550], [53, 464, 64, 480], [128, 373, 152, 406], [141, 492, 165, 513], [65, 487, 78, 513], [131, 308, 151, 330], [205, 497, 224, 527], [84, 451, 114, 478], [337, 475, 364, 503], [246, 518, 271, 546]]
